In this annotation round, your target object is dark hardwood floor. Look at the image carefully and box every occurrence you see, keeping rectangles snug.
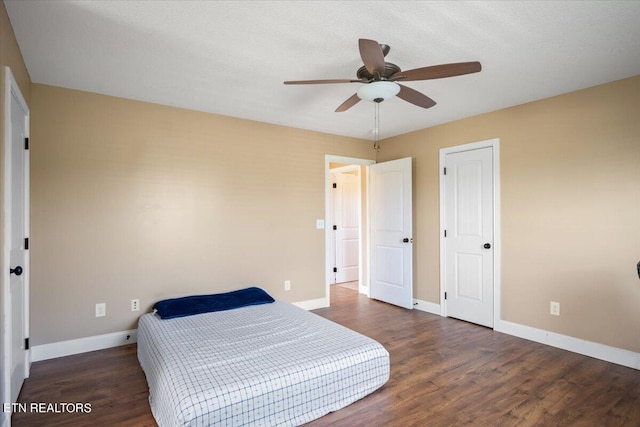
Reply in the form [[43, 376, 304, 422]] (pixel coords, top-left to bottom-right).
[[14, 286, 640, 426]]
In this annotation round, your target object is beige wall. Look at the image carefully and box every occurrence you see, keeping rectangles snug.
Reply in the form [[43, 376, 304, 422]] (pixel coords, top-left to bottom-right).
[[30, 84, 375, 345], [378, 75, 640, 353]]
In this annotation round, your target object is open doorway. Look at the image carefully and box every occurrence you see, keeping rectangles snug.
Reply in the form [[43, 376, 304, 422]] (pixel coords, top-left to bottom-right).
[[325, 155, 415, 310], [324, 155, 375, 304]]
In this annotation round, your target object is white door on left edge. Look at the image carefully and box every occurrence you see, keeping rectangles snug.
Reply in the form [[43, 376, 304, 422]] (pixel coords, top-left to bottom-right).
[[444, 147, 494, 327], [370, 157, 413, 309], [7, 84, 29, 402]]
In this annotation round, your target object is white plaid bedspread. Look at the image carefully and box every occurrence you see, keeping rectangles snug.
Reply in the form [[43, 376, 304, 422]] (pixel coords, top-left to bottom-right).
[[137, 301, 390, 426]]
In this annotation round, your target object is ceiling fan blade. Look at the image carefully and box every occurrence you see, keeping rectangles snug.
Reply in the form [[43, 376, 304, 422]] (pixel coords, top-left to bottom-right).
[[335, 93, 361, 112], [392, 62, 481, 81], [359, 39, 386, 76], [284, 79, 364, 85], [397, 84, 436, 109]]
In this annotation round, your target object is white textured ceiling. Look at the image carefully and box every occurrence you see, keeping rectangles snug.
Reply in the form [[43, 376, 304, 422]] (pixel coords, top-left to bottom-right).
[[5, 1, 640, 140]]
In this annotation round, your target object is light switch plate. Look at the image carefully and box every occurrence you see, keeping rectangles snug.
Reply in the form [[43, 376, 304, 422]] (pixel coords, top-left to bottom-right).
[[96, 303, 106, 317]]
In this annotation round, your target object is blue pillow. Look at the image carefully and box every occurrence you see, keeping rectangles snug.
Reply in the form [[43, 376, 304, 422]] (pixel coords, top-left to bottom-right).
[[153, 287, 275, 319]]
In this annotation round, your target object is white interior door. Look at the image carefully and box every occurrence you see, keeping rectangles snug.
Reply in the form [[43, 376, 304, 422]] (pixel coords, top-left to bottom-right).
[[370, 157, 413, 309], [3, 68, 30, 407], [444, 147, 494, 327], [334, 172, 359, 283]]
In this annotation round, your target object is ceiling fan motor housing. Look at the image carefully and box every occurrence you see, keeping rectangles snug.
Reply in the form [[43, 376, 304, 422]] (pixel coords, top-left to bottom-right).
[[357, 62, 402, 81]]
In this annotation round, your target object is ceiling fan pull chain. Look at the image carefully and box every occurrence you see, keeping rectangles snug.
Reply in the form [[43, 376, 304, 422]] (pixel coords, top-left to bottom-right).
[[373, 102, 381, 152]]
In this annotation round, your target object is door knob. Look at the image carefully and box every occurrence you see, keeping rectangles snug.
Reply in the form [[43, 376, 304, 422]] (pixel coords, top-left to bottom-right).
[[483, 243, 491, 249], [10, 266, 23, 276], [402, 238, 413, 243]]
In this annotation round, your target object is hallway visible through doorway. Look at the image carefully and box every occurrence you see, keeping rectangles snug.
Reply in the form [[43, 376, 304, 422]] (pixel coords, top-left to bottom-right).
[[333, 281, 359, 291]]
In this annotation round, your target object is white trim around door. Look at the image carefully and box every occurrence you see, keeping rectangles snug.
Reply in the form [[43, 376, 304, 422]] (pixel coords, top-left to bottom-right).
[[439, 138, 501, 328]]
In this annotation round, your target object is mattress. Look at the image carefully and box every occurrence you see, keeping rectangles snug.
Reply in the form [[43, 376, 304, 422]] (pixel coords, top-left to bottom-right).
[[137, 300, 390, 426]]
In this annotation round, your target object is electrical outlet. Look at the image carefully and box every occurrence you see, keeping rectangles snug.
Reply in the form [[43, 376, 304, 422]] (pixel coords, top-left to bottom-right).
[[284, 280, 291, 291], [95, 303, 106, 317], [131, 299, 140, 312], [550, 301, 560, 316]]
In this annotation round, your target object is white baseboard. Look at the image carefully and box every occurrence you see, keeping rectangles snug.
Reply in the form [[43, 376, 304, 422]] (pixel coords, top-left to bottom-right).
[[496, 320, 640, 370], [413, 298, 441, 315], [29, 304, 640, 371], [30, 299, 327, 363], [412, 299, 639, 370], [31, 329, 137, 362], [293, 297, 328, 311]]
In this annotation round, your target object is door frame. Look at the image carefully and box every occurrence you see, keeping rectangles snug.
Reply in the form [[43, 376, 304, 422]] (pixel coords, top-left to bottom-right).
[[439, 138, 501, 327], [2, 66, 31, 419], [324, 155, 375, 304]]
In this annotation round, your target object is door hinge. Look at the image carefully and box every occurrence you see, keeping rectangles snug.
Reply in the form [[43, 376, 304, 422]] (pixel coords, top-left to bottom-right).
[[444, 230, 447, 237], [332, 183, 337, 189], [24, 237, 29, 250], [444, 292, 447, 300], [443, 167, 447, 175], [25, 338, 30, 350], [332, 225, 337, 230], [333, 267, 337, 273], [24, 137, 29, 150]]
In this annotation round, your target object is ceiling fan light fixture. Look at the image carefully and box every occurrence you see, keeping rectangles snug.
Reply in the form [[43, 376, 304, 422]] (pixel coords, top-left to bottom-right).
[[357, 81, 400, 103]]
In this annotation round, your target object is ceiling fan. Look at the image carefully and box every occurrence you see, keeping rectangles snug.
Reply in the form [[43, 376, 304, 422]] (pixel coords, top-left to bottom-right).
[[284, 38, 481, 112]]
